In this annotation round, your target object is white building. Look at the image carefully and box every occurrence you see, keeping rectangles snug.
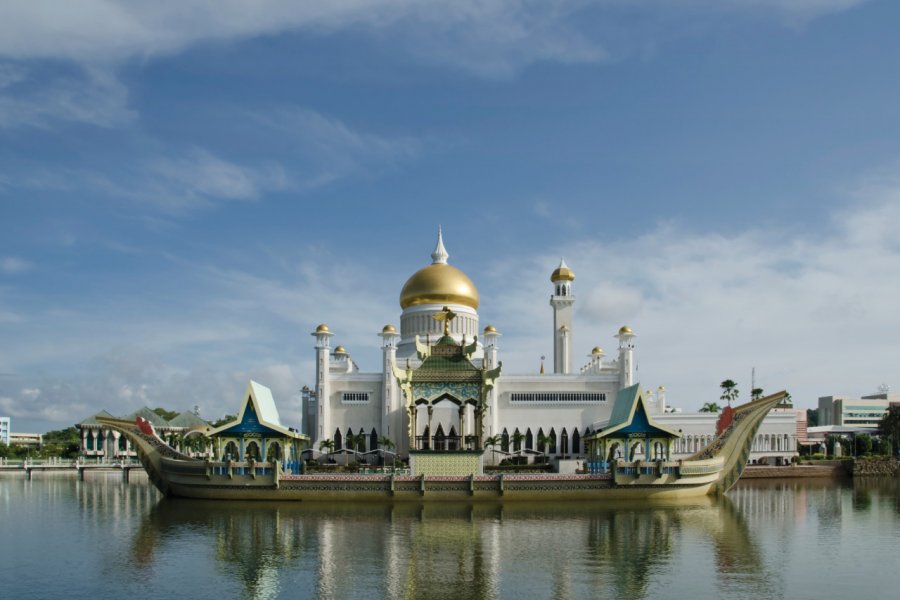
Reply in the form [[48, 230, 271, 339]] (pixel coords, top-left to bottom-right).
[[0, 416, 10, 446], [304, 230, 796, 464], [817, 392, 896, 430]]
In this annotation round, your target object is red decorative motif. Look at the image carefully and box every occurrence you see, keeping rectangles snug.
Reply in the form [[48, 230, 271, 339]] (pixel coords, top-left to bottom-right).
[[716, 406, 734, 436]]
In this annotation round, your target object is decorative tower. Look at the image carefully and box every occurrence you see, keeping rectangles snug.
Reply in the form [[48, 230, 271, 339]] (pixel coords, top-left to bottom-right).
[[311, 323, 333, 444], [379, 324, 401, 452], [483, 324, 501, 438], [550, 259, 575, 374], [615, 325, 636, 389]]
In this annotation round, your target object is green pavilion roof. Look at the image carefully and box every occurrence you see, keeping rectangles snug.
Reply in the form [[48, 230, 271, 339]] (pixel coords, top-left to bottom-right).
[[593, 384, 681, 440]]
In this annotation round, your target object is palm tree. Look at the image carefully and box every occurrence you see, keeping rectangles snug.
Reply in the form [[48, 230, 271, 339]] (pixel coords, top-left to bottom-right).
[[511, 430, 525, 456], [751, 387, 764, 401], [699, 402, 721, 413], [537, 433, 552, 455], [318, 439, 334, 464], [377, 436, 396, 468], [484, 434, 502, 465], [720, 380, 739, 406]]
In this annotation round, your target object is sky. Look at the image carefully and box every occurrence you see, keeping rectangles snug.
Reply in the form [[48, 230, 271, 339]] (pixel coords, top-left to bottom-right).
[[1, 0, 899, 434]]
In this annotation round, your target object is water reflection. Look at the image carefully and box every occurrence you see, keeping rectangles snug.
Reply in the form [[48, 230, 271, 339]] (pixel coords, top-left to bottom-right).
[[3, 474, 898, 599], [129, 495, 773, 600]]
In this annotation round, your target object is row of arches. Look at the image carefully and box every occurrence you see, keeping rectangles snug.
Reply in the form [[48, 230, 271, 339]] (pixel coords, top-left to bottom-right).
[[333, 428, 381, 453], [496, 426, 590, 456], [752, 433, 793, 452], [221, 440, 284, 462]]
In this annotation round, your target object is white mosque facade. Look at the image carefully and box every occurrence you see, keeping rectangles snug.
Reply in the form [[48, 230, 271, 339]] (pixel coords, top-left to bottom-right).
[[303, 230, 796, 464]]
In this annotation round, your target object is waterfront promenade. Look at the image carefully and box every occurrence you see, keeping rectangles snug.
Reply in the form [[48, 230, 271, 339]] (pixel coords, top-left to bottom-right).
[[0, 457, 145, 480]]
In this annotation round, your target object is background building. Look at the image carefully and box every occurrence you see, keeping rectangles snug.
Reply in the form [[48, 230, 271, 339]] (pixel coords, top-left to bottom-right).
[[1, 417, 11, 445]]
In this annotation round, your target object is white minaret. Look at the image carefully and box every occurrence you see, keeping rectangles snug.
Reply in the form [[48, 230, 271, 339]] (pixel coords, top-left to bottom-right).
[[379, 324, 401, 450], [312, 323, 334, 444], [483, 325, 501, 439], [550, 259, 575, 374], [615, 325, 636, 388]]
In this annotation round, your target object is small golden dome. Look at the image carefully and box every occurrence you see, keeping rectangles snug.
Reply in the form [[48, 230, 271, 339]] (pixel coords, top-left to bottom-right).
[[315, 323, 330, 333], [400, 263, 480, 310], [550, 259, 575, 282], [334, 345, 347, 355], [591, 346, 604, 355], [484, 325, 497, 334], [382, 324, 397, 334], [618, 325, 634, 336]]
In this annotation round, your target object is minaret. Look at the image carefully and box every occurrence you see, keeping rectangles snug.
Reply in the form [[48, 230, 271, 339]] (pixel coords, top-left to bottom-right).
[[311, 323, 334, 444], [379, 324, 401, 450], [615, 325, 636, 389], [550, 259, 575, 374], [483, 325, 501, 439]]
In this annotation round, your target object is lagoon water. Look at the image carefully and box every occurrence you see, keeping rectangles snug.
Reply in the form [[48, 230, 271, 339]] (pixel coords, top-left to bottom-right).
[[1, 473, 897, 599]]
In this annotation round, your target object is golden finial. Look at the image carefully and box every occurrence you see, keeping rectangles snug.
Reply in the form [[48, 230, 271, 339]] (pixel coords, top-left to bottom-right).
[[431, 305, 458, 336]]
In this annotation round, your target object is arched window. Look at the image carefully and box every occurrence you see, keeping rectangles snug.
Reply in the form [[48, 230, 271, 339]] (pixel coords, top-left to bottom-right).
[[86, 431, 94, 451], [572, 429, 581, 455], [224, 441, 239, 461], [525, 428, 533, 451], [370, 428, 378, 452], [513, 428, 522, 452], [537, 428, 546, 453], [501, 429, 510, 453], [268, 442, 283, 461], [560, 428, 569, 456], [549, 428, 557, 454], [334, 428, 343, 451], [245, 441, 261, 461]]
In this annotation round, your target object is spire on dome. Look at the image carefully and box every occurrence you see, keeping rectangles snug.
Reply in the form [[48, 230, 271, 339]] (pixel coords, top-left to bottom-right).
[[431, 226, 449, 265]]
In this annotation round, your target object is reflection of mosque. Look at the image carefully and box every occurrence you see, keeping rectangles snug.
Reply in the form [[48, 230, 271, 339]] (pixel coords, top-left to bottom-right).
[[129, 493, 778, 599]]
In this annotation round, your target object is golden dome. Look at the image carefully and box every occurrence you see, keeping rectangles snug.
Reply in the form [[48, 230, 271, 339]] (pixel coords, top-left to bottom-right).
[[334, 345, 347, 354], [400, 263, 480, 310], [484, 325, 497, 334], [550, 259, 575, 282], [315, 323, 330, 333], [591, 346, 604, 355], [618, 325, 634, 336], [382, 324, 397, 334]]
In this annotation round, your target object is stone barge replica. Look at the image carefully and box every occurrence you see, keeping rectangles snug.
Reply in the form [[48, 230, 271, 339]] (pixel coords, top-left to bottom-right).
[[99, 366, 787, 502]]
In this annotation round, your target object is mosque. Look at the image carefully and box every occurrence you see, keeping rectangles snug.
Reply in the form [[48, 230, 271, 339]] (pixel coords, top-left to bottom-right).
[[302, 230, 798, 466]]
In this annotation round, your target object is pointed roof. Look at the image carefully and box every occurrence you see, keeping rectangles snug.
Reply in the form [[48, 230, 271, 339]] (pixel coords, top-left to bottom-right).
[[594, 384, 681, 439], [205, 380, 306, 440], [124, 406, 171, 427], [431, 225, 449, 264], [551, 257, 575, 282], [168, 411, 209, 429], [78, 409, 116, 426]]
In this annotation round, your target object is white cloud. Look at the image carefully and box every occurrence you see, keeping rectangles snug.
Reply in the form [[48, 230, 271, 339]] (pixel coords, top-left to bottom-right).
[[0, 65, 134, 129], [0, 256, 32, 273], [148, 147, 289, 203], [0, 1, 868, 76]]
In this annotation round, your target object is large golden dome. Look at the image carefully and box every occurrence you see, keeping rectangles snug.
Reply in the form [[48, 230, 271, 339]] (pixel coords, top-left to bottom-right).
[[400, 263, 480, 309], [399, 228, 480, 310]]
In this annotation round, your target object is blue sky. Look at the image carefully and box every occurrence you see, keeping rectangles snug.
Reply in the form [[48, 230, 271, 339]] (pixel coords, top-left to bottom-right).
[[2, 0, 899, 433]]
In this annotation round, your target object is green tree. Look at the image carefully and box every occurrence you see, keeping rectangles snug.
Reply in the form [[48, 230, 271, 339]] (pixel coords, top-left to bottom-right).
[[751, 387, 764, 401], [377, 436, 396, 467], [537, 432, 553, 454], [806, 408, 819, 427], [699, 402, 721, 413], [511, 430, 525, 455], [212, 414, 237, 427], [877, 405, 900, 456], [318, 439, 334, 454], [484, 434, 502, 464], [152, 407, 179, 421], [720, 380, 739, 406]]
